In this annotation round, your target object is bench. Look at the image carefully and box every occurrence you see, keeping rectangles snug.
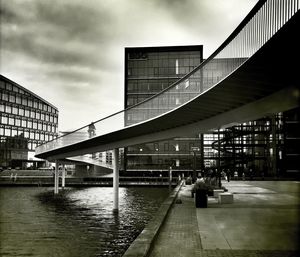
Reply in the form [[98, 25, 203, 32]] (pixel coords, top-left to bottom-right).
[[213, 189, 224, 198], [218, 192, 234, 204]]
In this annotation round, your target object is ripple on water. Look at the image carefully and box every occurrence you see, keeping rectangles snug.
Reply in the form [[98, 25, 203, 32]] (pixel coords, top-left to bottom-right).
[[0, 187, 169, 257]]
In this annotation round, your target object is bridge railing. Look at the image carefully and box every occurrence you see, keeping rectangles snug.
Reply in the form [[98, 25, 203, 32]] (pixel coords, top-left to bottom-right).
[[36, 0, 299, 156]]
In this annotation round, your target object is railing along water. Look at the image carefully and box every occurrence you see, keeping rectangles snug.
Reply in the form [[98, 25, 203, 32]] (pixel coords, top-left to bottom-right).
[[36, 0, 299, 156]]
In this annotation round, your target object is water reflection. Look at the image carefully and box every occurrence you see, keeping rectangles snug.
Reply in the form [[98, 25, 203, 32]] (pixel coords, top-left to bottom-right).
[[0, 187, 169, 257]]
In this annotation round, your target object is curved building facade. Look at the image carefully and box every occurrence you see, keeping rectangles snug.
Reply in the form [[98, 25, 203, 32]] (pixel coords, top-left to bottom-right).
[[0, 75, 58, 169]]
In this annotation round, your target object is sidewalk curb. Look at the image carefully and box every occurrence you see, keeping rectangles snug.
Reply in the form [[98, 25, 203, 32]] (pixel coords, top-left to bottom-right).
[[122, 181, 184, 257]]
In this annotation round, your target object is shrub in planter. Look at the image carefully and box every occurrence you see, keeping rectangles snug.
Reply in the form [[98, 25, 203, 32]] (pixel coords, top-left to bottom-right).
[[193, 180, 208, 208], [186, 176, 192, 185]]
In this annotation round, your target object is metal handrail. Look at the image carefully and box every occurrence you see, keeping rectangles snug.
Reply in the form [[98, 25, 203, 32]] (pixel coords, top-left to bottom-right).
[[36, 0, 299, 155]]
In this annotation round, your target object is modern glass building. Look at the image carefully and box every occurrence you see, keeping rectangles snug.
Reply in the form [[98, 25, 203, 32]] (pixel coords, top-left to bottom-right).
[[124, 46, 203, 177], [123, 46, 299, 178], [203, 108, 300, 178], [0, 75, 59, 169]]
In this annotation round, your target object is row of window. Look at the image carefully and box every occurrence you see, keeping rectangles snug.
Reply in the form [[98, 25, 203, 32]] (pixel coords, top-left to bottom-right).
[[128, 140, 201, 153], [0, 80, 31, 96], [0, 104, 58, 123], [0, 127, 55, 142], [127, 57, 201, 69], [127, 79, 178, 94], [1, 116, 57, 133], [0, 90, 58, 115], [128, 50, 202, 59], [0, 140, 39, 152], [128, 66, 196, 77], [126, 93, 198, 113]]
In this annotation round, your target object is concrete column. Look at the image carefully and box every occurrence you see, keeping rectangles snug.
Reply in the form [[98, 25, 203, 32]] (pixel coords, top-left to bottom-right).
[[62, 164, 66, 189], [113, 148, 119, 212], [54, 160, 59, 194]]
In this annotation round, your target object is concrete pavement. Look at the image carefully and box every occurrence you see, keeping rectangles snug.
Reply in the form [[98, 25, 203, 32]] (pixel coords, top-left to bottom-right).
[[148, 180, 300, 257]]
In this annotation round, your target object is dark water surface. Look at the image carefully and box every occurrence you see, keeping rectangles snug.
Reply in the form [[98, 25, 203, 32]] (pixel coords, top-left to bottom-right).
[[0, 187, 169, 257]]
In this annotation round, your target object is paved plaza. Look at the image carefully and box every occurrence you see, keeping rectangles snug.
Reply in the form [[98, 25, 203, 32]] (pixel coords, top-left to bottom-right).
[[149, 180, 300, 257]]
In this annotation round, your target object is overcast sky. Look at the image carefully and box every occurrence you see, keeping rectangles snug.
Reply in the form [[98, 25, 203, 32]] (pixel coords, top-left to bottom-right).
[[0, 0, 258, 131]]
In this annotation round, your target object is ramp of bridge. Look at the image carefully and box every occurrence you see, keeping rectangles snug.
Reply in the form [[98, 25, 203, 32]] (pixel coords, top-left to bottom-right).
[[36, 0, 300, 160]]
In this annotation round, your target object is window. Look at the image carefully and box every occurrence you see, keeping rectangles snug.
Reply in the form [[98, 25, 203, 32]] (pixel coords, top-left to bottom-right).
[[25, 109, 30, 117], [22, 98, 27, 106], [6, 83, 12, 91], [2, 116, 8, 124], [5, 105, 11, 113], [15, 119, 21, 126], [22, 120, 26, 127], [16, 96, 21, 104], [175, 59, 179, 74], [5, 128, 11, 136], [9, 117, 14, 125], [12, 107, 18, 114], [19, 108, 24, 116], [9, 95, 16, 103], [12, 129, 17, 136]]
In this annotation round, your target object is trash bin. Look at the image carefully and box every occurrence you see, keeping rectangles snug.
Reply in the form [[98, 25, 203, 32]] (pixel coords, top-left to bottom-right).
[[195, 189, 207, 208]]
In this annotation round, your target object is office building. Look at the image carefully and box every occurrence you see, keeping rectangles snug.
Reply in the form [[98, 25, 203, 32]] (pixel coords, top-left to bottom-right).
[[124, 46, 203, 177], [0, 75, 59, 169]]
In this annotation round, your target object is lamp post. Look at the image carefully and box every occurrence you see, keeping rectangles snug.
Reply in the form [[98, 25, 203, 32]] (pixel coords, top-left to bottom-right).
[[191, 146, 200, 182]]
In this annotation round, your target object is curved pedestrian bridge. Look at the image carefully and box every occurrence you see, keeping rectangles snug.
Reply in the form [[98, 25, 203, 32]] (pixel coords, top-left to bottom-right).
[[36, 0, 300, 160]]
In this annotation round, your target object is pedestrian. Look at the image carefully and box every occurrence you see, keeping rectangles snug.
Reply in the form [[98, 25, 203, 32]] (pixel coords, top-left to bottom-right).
[[226, 169, 230, 182], [234, 171, 238, 180], [242, 172, 245, 181], [14, 173, 18, 182], [10, 173, 14, 181]]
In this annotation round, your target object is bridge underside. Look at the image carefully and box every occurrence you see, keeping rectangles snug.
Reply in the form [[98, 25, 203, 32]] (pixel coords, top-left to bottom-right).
[[37, 11, 300, 161]]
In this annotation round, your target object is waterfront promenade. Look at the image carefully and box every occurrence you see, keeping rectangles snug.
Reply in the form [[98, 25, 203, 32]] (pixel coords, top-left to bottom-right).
[[148, 180, 299, 257]]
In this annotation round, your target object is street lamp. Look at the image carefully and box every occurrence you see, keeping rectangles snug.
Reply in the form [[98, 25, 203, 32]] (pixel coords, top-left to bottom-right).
[[191, 146, 200, 182]]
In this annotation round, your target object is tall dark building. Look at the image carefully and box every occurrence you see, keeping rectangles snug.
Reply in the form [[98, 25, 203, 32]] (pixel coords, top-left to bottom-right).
[[124, 46, 203, 177], [0, 75, 59, 169]]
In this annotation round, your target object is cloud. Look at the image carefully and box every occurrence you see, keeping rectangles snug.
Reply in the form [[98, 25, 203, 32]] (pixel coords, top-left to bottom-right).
[[0, 0, 258, 131]]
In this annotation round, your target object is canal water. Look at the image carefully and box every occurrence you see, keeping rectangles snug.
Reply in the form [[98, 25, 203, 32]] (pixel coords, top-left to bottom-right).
[[0, 187, 169, 257]]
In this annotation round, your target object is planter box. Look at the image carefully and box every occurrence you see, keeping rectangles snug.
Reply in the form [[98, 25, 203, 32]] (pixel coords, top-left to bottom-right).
[[218, 192, 234, 204], [195, 189, 207, 208], [213, 189, 224, 198]]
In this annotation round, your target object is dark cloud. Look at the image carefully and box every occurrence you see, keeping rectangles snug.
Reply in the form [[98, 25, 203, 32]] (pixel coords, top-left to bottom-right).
[[0, 0, 258, 130]]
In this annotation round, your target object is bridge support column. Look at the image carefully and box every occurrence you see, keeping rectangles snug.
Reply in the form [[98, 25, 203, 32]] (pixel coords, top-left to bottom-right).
[[113, 148, 119, 212], [62, 164, 66, 189], [54, 160, 59, 194]]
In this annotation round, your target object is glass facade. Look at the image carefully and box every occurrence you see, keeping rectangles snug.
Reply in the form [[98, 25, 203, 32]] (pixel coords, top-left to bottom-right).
[[204, 109, 300, 178], [124, 46, 203, 176], [123, 46, 300, 178], [0, 75, 59, 168]]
